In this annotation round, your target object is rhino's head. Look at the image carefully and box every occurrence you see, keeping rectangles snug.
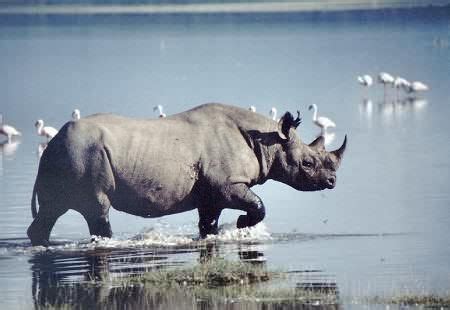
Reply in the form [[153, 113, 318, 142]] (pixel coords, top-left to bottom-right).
[[271, 111, 347, 191]]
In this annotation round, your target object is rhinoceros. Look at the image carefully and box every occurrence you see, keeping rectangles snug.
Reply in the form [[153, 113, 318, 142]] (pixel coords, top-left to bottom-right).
[[27, 103, 346, 246]]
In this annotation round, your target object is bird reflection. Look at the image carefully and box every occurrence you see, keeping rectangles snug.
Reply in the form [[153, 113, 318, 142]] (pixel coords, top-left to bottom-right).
[[359, 99, 373, 119], [359, 96, 428, 128], [402, 97, 428, 112], [377, 97, 428, 119], [0, 140, 20, 176], [323, 131, 335, 147], [378, 100, 395, 117], [0, 140, 20, 157]]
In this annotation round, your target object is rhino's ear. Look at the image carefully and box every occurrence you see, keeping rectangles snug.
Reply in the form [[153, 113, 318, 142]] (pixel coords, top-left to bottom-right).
[[277, 111, 301, 141], [309, 135, 325, 151]]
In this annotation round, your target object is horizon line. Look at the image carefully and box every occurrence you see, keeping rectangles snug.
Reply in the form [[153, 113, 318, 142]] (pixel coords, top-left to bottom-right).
[[1, 1, 450, 15]]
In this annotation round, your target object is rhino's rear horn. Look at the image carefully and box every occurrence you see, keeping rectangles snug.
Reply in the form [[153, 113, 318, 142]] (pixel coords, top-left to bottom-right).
[[309, 135, 325, 150], [293, 110, 302, 128], [332, 135, 347, 160]]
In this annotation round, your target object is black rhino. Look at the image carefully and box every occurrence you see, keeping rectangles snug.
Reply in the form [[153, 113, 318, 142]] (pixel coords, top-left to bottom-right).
[[27, 103, 346, 246]]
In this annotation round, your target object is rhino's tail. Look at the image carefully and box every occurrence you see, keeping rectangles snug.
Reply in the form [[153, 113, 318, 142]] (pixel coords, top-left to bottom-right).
[[31, 179, 38, 219]]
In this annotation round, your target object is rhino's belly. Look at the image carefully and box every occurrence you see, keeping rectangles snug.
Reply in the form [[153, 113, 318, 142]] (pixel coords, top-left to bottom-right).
[[111, 179, 199, 218], [112, 196, 198, 218]]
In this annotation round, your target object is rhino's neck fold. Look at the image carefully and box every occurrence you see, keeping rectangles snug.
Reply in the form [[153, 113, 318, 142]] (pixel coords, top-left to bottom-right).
[[253, 139, 279, 185], [241, 128, 281, 186]]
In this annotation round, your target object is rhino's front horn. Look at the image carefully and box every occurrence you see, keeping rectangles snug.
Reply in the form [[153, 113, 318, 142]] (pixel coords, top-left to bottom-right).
[[332, 135, 347, 160]]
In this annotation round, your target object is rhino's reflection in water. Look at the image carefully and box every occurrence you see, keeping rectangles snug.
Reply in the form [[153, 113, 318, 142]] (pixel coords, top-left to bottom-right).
[[29, 246, 192, 307], [29, 242, 340, 309]]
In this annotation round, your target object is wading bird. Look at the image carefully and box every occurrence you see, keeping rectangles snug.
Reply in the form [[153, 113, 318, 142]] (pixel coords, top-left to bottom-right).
[[308, 104, 336, 133], [153, 105, 166, 118], [72, 109, 81, 121], [0, 114, 21, 143], [249, 105, 256, 112], [406, 81, 429, 97], [378, 72, 395, 98], [393, 77, 410, 99], [0, 124, 21, 143], [35, 120, 58, 141], [269, 107, 277, 121], [357, 74, 373, 88]]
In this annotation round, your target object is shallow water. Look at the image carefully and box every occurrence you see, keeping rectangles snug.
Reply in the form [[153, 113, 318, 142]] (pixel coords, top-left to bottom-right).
[[1, 5, 450, 308]]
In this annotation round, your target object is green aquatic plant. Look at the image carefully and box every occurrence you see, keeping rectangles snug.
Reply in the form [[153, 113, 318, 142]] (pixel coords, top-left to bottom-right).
[[130, 257, 274, 287], [366, 294, 450, 307]]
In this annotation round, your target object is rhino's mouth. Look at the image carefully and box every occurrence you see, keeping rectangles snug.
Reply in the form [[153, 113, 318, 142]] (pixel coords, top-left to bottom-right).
[[325, 176, 336, 189], [325, 183, 335, 189]]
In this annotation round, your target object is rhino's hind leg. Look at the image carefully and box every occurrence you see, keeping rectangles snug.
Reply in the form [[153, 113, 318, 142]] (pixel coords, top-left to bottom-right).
[[80, 192, 112, 239], [220, 184, 266, 229], [27, 205, 67, 247]]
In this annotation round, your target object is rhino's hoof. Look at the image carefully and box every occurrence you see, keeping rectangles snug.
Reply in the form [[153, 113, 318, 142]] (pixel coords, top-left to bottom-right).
[[199, 226, 218, 239], [30, 239, 50, 247], [237, 215, 249, 229]]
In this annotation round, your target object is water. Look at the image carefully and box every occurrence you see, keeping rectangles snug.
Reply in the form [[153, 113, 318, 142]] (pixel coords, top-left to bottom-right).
[[1, 5, 450, 308]]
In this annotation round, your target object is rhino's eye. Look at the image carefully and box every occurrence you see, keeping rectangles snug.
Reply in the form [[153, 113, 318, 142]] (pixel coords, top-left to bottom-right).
[[302, 159, 314, 169]]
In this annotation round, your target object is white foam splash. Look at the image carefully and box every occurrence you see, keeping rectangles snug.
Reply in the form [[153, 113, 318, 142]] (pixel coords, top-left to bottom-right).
[[89, 231, 194, 248], [85, 222, 272, 249], [206, 222, 272, 242], [0, 222, 273, 256]]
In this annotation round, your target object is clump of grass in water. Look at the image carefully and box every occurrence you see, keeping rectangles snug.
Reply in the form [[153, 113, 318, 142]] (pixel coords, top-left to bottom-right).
[[192, 284, 339, 306], [368, 294, 450, 307], [119, 259, 339, 306], [132, 257, 273, 287]]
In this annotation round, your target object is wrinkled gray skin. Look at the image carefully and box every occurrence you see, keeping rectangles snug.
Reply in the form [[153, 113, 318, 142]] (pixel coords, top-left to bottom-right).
[[27, 103, 346, 246]]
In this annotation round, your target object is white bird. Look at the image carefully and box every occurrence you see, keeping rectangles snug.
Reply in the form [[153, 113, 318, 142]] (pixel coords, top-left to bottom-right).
[[378, 72, 395, 98], [393, 77, 410, 99], [269, 107, 277, 121], [393, 77, 410, 89], [35, 119, 58, 141], [357, 74, 373, 87], [406, 81, 429, 96], [308, 104, 336, 133], [153, 105, 166, 118], [249, 105, 256, 112], [0, 124, 21, 143], [72, 109, 81, 121]]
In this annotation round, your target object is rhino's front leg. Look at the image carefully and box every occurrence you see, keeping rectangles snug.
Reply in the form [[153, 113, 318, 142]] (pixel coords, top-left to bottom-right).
[[221, 184, 266, 229], [198, 207, 222, 238]]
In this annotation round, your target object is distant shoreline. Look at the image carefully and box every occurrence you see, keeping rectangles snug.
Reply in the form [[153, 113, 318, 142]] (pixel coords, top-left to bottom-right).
[[1, 1, 449, 15]]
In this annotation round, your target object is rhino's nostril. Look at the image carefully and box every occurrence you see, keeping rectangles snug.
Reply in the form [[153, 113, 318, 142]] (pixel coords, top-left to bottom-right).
[[327, 177, 336, 186]]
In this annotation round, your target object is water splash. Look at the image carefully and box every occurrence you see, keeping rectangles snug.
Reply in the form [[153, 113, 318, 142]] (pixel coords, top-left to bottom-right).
[[89, 222, 272, 248], [91, 230, 194, 248], [206, 222, 272, 242], [0, 222, 275, 257]]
